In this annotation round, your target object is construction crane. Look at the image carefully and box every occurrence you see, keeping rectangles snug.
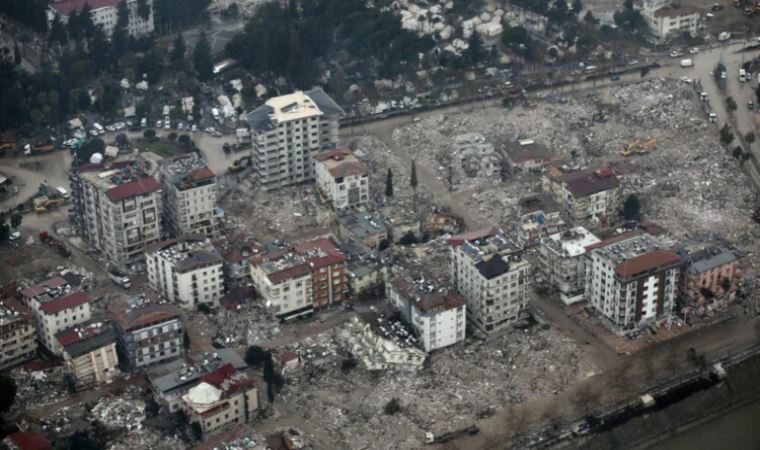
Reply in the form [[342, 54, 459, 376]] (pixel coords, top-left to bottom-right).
[[620, 139, 640, 157]]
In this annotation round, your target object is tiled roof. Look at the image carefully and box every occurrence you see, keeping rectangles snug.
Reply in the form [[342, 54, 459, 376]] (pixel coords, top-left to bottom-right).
[[268, 264, 311, 283], [58, 323, 116, 358], [39, 291, 88, 315], [552, 167, 620, 198], [106, 177, 160, 202], [189, 167, 215, 182], [202, 363, 236, 388], [111, 303, 181, 331], [293, 238, 346, 269], [416, 291, 466, 313], [614, 250, 681, 278], [448, 226, 500, 247]]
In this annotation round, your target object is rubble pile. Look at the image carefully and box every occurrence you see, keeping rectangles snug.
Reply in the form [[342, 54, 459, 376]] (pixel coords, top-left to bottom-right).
[[90, 386, 146, 430], [107, 428, 184, 450], [11, 367, 68, 409], [186, 304, 282, 347]]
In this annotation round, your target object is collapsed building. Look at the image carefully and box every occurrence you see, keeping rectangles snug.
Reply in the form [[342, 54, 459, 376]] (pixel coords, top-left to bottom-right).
[[336, 211, 388, 250], [336, 317, 425, 370], [515, 194, 566, 247], [676, 243, 742, 317]]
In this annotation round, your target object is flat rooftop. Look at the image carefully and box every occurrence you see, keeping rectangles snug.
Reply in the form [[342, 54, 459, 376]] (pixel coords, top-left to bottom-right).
[[449, 227, 518, 263], [0, 299, 33, 327], [160, 154, 216, 191], [146, 236, 223, 274], [250, 250, 311, 283], [337, 211, 387, 238], [544, 226, 601, 258], [243, 88, 344, 131], [76, 161, 159, 202], [592, 234, 681, 279]]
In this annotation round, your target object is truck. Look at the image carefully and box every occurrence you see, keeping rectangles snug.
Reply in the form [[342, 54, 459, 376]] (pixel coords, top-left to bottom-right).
[[718, 31, 731, 42], [108, 267, 132, 289], [679, 59, 694, 68], [424, 426, 479, 444]]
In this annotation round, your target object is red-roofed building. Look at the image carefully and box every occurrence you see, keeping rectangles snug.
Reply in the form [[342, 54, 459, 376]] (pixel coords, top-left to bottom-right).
[[584, 233, 681, 335], [181, 364, 258, 436], [28, 291, 91, 356], [56, 321, 119, 387], [250, 250, 314, 320], [2, 431, 52, 450], [543, 166, 622, 227], [314, 148, 369, 209], [293, 238, 347, 309], [47, 0, 154, 38]]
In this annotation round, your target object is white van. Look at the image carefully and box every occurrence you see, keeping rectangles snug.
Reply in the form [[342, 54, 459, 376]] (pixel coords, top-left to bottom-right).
[[740, 68, 747, 82], [56, 186, 69, 199]]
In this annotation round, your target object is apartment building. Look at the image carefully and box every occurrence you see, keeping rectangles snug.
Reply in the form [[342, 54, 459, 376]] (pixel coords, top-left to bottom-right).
[[387, 275, 466, 352], [110, 303, 183, 371], [537, 227, 600, 305], [314, 148, 369, 209], [515, 194, 565, 247], [181, 363, 258, 435], [69, 161, 162, 268], [243, 88, 343, 191], [0, 300, 37, 370], [336, 211, 388, 250], [159, 154, 221, 238], [638, 1, 698, 39], [48, 0, 154, 37], [148, 348, 246, 412], [293, 238, 347, 309], [57, 321, 119, 387], [249, 250, 313, 319], [449, 227, 531, 335], [146, 236, 225, 309], [585, 233, 681, 335], [27, 291, 92, 356], [543, 167, 621, 227], [678, 244, 741, 316]]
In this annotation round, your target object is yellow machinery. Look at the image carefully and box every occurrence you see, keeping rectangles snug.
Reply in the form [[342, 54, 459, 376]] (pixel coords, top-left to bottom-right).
[[619, 139, 639, 157], [636, 138, 656, 154]]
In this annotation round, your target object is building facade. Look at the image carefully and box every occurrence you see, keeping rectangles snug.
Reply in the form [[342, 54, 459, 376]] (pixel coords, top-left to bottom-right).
[[48, 0, 154, 38], [585, 233, 681, 335], [638, 1, 699, 39], [293, 238, 347, 309], [314, 148, 369, 209], [69, 161, 162, 268], [159, 154, 221, 239], [110, 303, 183, 371], [250, 251, 313, 319], [449, 227, 531, 335], [515, 194, 565, 247], [57, 321, 119, 387], [678, 245, 741, 316], [146, 236, 225, 309], [243, 88, 343, 191], [0, 300, 37, 370], [27, 291, 92, 356], [543, 167, 621, 227], [181, 363, 258, 435], [537, 227, 600, 305], [387, 275, 466, 352]]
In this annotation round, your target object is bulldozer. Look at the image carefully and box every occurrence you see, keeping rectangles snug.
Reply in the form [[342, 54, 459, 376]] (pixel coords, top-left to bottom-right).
[[636, 138, 656, 154], [619, 139, 640, 157]]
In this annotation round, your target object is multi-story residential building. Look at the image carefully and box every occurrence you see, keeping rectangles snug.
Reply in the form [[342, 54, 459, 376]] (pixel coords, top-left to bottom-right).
[[638, 1, 698, 39], [27, 291, 91, 356], [677, 244, 741, 316], [48, 0, 154, 38], [56, 321, 119, 387], [148, 348, 247, 412], [243, 88, 343, 191], [110, 303, 183, 371], [336, 211, 388, 250], [158, 154, 221, 238], [0, 299, 37, 370], [249, 251, 312, 319], [449, 227, 531, 335], [584, 233, 681, 335], [313, 148, 369, 209], [543, 167, 621, 227], [181, 363, 258, 435], [145, 236, 225, 309], [293, 238, 347, 309], [69, 161, 162, 268], [537, 227, 601, 305], [387, 275, 466, 352], [515, 194, 565, 247], [348, 262, 386, 297]]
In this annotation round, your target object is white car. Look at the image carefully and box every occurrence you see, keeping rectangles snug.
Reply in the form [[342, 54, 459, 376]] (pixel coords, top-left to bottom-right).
[[89, 129, 99, 136], [140, 118, 147, 128], [669, 51, 681, 58], [105, 124, 116, 132], [164, 121, 171, 130], [177, 123, 184, 130], [205, 127, 216, 134], [689, 47, 699, 54], [679, 76, 692, 84], [9, 231, 20, 241], [156, 120, 162, 128], [114, 122, 125, 130], [628, 59, 640, 66], [191, 124, 198, 132]]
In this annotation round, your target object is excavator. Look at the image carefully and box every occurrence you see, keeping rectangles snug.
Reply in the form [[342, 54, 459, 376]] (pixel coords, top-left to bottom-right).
[[636, 138, 656, 155], [619, 139, 639, 157]]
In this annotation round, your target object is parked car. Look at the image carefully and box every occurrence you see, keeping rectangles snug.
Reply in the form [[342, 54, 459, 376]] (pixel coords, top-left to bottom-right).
[[679, 76, 692, 83], [140, 117, 147, 128], [610, 73, 620, 81], [749, 100, 754, 110], [156, 120, 162, 128], [689, 47, 699, 54]]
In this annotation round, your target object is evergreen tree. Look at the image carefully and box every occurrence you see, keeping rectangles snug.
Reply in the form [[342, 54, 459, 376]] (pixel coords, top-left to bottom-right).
[[116, 0, 129, 30], [172, 33, 186, 65], [13, 42, 20, 66], [385, 168, 393, 197], [410, 160, 418, 211], [193, 32, 213, 81], [0, 376, 16, 413], [48, 14, 69, 45]]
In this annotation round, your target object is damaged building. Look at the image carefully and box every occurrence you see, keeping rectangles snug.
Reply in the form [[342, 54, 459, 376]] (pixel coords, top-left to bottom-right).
[[56, 320, 119, 387], [543, 166, 621, 227], [293, 238, 348, 309], [515, 194, 566, 247], [336, 317, 426, 370], [250, 250, 313, 320], [110, 302, 183, 371], [537, 226, 601, 305], [677, 243, 742, 316], [503, 139, 554, 173], [0, 299, 37, 370], [314, 148, 369, 209]]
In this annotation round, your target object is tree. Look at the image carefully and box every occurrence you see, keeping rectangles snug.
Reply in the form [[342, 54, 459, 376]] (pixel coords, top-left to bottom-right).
[[714, 62, 726, 83], [753, 206, 760, 224], [143, 129, 157, 140], [49, 14, 69, 45], [410, 159, 418, 211], [193, 32, 213, 82], [190, 422, 203, 440], [77, 138, 105, 165], [733, 146, 745, 160], [168, 132, 178, 141], [583, 11, 598, 25], [172, 33, 186, 65], [13, 42, 21, 66], [178, 134, 191, 146], [341, 356, 358, 373], [183, 330, 191, 348], [137, 0, 151, 20], [384, 398, 401, 415], [0, 376, 17, 413], [385, 168, 394, 197], [720, 123, 734, 145], [726, 96, 737, 112], [746, 132, 756, 144], [10, 214, 21, 229], [116, 0, 129, 30], [398, 231, 418, 246], [622, 194, 641, 220], [465, 32, 484, 65], [245, 345, 268, 366], [572, 0, 583, 15], [640, 66, 650, 78]]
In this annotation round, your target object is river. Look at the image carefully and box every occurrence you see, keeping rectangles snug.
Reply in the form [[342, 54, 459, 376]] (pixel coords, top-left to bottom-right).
[[649, 398, 760, 450]]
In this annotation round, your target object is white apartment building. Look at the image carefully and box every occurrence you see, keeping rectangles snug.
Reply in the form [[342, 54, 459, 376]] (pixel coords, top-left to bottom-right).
[[159, 154, 221, 239], [48, 0, 155, 37], [69, 161, 162, 268], [449, 227, 531, 335], [537, 227, 600, 305], [0, 300, 37, 370], [243, 88, 343, 191], [387, 275, 466, 352], [28, 291, 92, 356], [146, 236, 225, 309], [250, 250, 313, 319], [638, 1, 698, 40], [585, 233, 681, 335], [314, 148, 369, 209]]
